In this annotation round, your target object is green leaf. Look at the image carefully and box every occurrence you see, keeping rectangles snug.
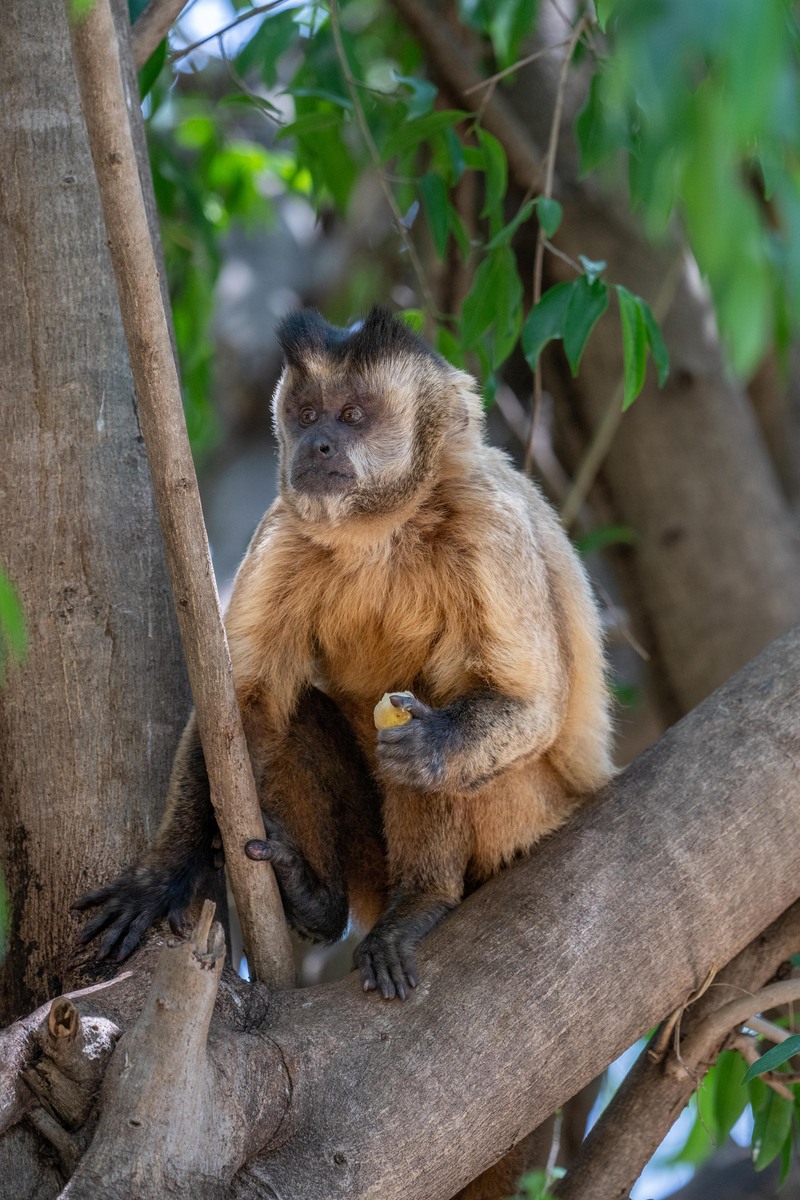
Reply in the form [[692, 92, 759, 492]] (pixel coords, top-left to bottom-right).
[[579, 255, 607, 284], [127, 0, 148, 20], [477, 129, 508, 223], [436, 326, 466, 369], [712, 1050, 751, 1143], [752, 1087, 794, 1172], [742, 1035, 800, 1083], [575, 524, 637, 555], [616, 285, 647, 410], [381, 110, 465, 161], [138, 39, 166, 100], [400, 308, 424, 334], [235, 9, 298, 88], [461, 246, 522, 366], [521, 281, 574, 370], [640, 299, 670, 386], [564, 275, 608, 374], [535, 196, 563, 238], [778, 1131, 793, 1189], [594, 0, 614, 33], [485, 199, 535, 250], [394, 73, 437, 119], [419, 173, 450, 259]]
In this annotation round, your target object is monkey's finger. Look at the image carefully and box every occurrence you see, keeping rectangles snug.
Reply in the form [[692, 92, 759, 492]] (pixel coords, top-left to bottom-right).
[[77, 903, 123, 944], [245, 839, 273, 861], [72, 885, 117, 911], [115, 910, 159, 962], [388, 694, 432, 720], [397, 943, 418, 990], [360, 959, 378, 993], [97, 913, 135, 960]]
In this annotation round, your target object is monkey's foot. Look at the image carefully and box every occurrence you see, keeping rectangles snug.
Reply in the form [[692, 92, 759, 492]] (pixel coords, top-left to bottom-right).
[[73, 863, 195, 962], [353, 927, 419, 1001]]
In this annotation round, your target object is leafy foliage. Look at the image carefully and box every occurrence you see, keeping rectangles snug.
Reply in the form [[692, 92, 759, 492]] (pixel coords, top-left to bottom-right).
[[578, 0, 800, 375]]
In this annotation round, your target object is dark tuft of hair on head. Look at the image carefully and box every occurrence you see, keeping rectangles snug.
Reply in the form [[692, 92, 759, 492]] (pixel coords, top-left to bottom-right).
[[276, 306, 438, 371]]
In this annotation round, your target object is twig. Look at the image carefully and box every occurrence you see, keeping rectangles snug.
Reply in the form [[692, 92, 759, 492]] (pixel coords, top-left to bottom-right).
[[523, 15, 587, 476], [745, 1015, 796, 1045], [559, 252, 685, 529], [666, 977, 800, 1080], [463, 38, 573, 94], [131, 0, 190, 70], [730, 1034, 795, 1101], [169, 0, 288, 62], [328, 0, 440, 321], [67, 0, 294, 989]]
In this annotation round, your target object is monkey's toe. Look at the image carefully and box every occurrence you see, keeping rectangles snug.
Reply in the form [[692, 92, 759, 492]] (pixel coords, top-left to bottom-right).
[[353, 930, 418, 1001], [75, 863, 195, 960]]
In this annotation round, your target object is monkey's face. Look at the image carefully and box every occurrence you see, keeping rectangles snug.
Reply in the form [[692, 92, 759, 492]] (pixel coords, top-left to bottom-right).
[[275, 363, 426, 523], [273, 309, 478, 528]]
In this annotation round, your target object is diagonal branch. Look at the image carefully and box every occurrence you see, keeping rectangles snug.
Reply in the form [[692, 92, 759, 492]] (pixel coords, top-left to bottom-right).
[[66, 0, 294, 989], [131, 0, 190, 69]]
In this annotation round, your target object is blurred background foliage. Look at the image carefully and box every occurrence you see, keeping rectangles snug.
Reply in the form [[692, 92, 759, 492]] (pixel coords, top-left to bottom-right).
[[126, 1, 800, 1196]]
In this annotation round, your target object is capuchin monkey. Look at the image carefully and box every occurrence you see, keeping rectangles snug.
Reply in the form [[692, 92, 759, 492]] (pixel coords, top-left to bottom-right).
[[76, 307, 614, 1000]]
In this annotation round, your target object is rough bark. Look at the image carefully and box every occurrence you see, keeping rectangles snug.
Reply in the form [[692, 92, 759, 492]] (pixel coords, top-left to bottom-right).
[[4, 623, 798, 1200], [131, 0, 190, 70], [0, 0, 189, 1023], [67, 0, 293, 988]]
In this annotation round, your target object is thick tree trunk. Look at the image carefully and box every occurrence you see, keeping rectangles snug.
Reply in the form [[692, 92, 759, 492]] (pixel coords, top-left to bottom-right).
[[3, 625, 799, 1200], [0, 0, 189, 1021]]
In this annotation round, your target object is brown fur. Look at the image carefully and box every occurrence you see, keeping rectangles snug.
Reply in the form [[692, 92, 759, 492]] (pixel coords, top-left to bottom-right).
[[76, 308, 614, 999]]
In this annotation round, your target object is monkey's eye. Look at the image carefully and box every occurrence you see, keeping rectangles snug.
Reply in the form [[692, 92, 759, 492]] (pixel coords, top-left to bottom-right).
[[299, 407, 318, 426], [340, 406, 364, 425]]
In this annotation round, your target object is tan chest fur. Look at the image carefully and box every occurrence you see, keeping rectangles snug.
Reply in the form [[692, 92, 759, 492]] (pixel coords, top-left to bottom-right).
[[311, 528, 478, 713]]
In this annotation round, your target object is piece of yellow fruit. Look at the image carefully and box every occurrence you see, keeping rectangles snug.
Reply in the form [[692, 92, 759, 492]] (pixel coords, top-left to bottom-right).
[[373, 691, 414, 729]]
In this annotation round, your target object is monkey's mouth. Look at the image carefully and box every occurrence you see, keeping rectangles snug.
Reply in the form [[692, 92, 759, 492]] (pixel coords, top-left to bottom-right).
[[290, 466, 357, 495]]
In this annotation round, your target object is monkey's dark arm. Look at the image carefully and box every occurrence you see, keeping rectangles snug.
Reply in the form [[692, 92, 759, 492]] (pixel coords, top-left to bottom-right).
[[74, 712, 218, 961], [376, 687, 563, 794]]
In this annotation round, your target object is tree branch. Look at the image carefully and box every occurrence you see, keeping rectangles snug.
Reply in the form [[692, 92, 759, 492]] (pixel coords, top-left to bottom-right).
[[3, 625, 800, 1198], [65, 0, 294, 988], [554, 900, 800, 1200], [130, 0, 189, 70]]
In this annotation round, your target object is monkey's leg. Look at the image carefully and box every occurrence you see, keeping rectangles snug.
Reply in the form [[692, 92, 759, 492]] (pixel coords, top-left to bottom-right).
[[353, 787, 470, 1000], [74, 711, 217, 960], [245, 686, 381, 943]]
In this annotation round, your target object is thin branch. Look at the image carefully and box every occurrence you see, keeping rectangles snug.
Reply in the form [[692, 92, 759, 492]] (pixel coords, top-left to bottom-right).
[[169, 0, 288, 62], [745, 1015, 796, 1045], [463, 38, 573, 94], [523, 15, 587, 476], [131, 0, 191, 70], [328, 0, 440, 320], [667, 977, 800, 1078], [67, 0, 294, 989], [730, 1034, 795, 1101]]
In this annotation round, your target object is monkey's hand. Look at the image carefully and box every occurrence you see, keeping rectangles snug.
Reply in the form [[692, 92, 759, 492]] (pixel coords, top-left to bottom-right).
[[73, 862, 198, 962], [375, 694, 458, 793]]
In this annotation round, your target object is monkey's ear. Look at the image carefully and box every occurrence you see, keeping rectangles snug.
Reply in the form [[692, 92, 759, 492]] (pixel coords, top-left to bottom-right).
[[348, 307, 437, 367], [276, 310, 348, 368]]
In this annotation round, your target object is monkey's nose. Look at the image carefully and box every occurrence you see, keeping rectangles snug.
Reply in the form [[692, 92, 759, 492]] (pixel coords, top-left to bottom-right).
[[316, 441, 331, 456]]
